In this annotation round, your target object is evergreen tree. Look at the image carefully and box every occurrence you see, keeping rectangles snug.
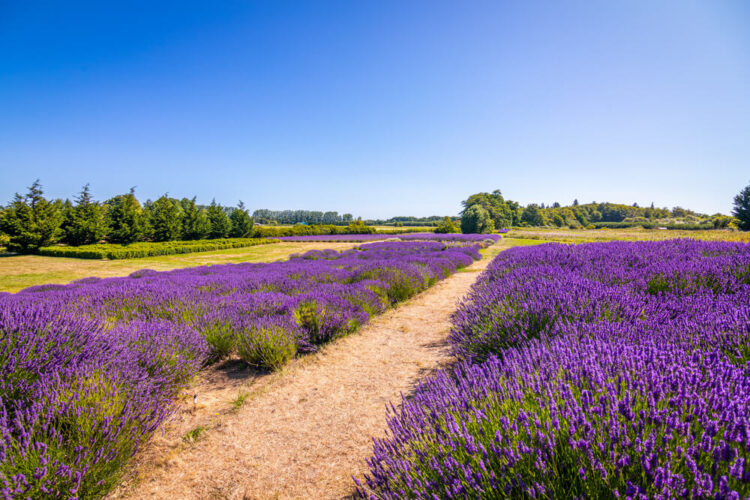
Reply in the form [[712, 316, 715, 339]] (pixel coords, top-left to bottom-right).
[[207, 199, 231, 239], [106, 188, 145, 244], [63, 184, 108, 245], [180, 197, 210, 240], [0, 180, 64, 253], [460, 205, 495, 234], [733, 181, 750, 231], [229, 201, 254, 238], [573, 199, 579, 206], [147, 195, 182, 241]]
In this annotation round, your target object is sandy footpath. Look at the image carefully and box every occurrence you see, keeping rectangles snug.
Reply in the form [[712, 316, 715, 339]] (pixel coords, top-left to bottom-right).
[[113, 251, 494, 500]]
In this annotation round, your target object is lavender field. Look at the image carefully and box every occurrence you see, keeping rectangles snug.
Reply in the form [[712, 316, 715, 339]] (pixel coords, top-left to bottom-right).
[[358, 240, 750, 499], [277, 233, 504, 243], [0, 241, 483, 498]]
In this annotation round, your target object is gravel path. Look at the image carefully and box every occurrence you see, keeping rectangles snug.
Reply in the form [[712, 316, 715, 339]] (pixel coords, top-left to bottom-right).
[[115, 249, 496, 500]]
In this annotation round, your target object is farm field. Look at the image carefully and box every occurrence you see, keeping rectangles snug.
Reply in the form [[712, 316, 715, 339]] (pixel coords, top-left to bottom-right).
[[1, 232, 748, 499], [109, 237, 527, 499], [0, 239, 489, 498], [508, 227, 750, 243], [0, 241, 358, 293], [357, 239, 750, 499]]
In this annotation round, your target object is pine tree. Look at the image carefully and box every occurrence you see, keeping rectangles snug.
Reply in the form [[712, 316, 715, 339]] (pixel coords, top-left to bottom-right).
[[207, 199, 231, 239], [63, 184, 108, 245], [229, 201, 254, 238], [0, 180, 64, 253], [106, 188, 145, 244], [733, 181, 750, 231], [180, 197, 210, 240], [147, 195, 182, 241]]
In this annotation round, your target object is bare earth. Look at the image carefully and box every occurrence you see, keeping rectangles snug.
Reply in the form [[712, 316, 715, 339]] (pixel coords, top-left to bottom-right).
[[112, 251, 495, 500]]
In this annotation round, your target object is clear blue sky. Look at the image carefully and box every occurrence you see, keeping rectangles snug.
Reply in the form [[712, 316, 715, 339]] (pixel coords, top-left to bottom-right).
[[1, 1, 748, 217]]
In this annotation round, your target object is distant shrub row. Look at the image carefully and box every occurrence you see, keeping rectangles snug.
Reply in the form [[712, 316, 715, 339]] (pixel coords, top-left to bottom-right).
[[38, 238, 279, 260], [253, 223, 376, 238]]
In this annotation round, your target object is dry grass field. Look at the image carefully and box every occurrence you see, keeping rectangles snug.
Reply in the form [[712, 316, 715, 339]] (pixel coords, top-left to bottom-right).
[[0, 241, 358, 293]]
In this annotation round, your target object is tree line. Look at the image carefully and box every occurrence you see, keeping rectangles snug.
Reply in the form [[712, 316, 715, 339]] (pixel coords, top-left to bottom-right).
[[459, 189, 744, 233], [364, 216, 459, 227], [0, 181, 254, 253]]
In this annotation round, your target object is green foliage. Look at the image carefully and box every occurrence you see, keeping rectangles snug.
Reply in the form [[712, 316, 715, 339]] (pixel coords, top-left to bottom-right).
[[236, 325, 297, 371], [254, 223, 377, 238], [106, 188, 145, 244], [183, 425, 208, 443], [180, 197, 210, 240], [461, 205, 495, 234], [521, 203, 546, 226], [733, 181, 750, 231], [231, 391, 249, 411], [0, 180, 64, 253], [461, 190, 518, 229], [146, 195, 182, 242], [38, 237, 278, 259], [207, 199, 232, 239], [229, 200, 254, 238], [434, 216, 459, 234], [197, 319, 235, 362], [61, 184, 108, 246]]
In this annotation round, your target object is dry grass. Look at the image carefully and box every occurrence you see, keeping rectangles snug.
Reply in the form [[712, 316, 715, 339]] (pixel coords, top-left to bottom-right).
[[108, 244, 512, 500], [0, 242, 358, 293]]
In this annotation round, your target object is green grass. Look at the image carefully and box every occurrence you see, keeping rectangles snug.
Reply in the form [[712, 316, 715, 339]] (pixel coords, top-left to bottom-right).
[[231, 391, 249, 411], [182, 425, 208, 443]]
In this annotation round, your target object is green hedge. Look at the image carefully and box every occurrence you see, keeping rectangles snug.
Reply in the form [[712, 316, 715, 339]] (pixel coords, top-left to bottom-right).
[[253, 224, 377, 238], [38, 238, 279, 260]]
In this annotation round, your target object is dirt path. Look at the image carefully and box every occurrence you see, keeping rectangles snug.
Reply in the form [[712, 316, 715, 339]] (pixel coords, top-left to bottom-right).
[[115, 248, 498, 500]]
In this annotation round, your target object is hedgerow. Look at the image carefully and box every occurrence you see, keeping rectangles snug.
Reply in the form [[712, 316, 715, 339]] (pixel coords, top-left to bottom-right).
[[38, 238, 279, 259]]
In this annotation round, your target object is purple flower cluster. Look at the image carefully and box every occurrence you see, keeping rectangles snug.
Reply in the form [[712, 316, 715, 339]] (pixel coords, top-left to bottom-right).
[[277, 233, 502, 243], [1, 242, 480, 498], [357, 240, 750, 499]]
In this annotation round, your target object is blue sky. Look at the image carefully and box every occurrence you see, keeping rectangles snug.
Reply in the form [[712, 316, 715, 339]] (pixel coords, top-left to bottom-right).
[[1, 1, 748, 217]]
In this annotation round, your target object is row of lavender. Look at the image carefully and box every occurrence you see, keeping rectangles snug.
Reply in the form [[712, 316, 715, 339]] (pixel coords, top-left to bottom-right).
[[277, 233, 504, 243], [0, 241, 484, 499], [358, 240, 750, 499]]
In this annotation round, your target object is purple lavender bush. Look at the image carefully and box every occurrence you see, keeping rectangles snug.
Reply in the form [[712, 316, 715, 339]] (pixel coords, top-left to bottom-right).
[[1, 241, 481, 498], [0, 301, 175, 499], [357, 240, 750, 499]]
